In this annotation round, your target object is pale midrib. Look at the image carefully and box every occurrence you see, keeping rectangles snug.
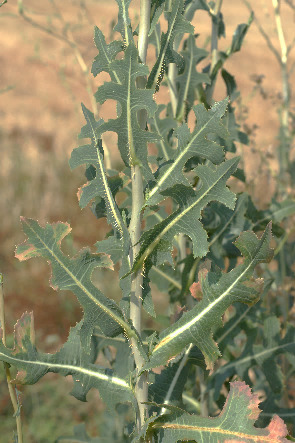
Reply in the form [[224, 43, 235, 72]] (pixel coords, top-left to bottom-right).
[[147, 112, 217, 203], [153, 4, 179, 87], [178, 39, 194, 117], [153, 252, 255, 353], [152, 266, 182, 290], [122, 0, 129, 47], [86, 114, 124, 236], [160, 423, 275, 441], [97, 32, 121, 85], [153, 116, 170, 161], [0, 352, 130, 388], [24, 221, 129, 332], [218, 341, 294, 371], [154, 25, 161, 54], [142, 164, 232, 268], [209, 197, 243, 249], [253, 205, 294, 228], [95, 147, 124, 236]]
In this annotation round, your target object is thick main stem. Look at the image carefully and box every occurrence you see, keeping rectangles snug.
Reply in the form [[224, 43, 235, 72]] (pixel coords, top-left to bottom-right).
[[129, 0, 151, 430]]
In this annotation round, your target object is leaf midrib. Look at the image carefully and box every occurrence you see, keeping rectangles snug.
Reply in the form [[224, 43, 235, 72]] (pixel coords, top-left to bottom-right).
[[140, 161, 235, 270], [153, 256, 253, 353], [146, 110, 221, 203], [23, 220, 131, 335], [152, 2, 180, 90], [177, 37, 194, 118], [158, 422, 276, 441], [217, 340, 295, 372], [0, 351, 130, 388], [96, 30, 121, 85], [84, 112, 125, 236]]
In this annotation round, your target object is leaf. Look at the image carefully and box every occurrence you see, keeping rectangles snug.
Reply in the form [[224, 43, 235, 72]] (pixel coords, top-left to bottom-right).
[[57, 423, 101, 442], [222, 68, 240, 101], [148, 345, 206, 414], [150, 0, 165, 37], [259, 389, 295, 430], [263, 199, 295, 224], [133, 157, 239, 274], [94, 43, 159, 180], [212, 317, 295, 397], [91, 27, 123, 80], [70, 105, 128, 239], [96, 232, 125, 266], [176, 34, 210, 120], [203, 193, 251, 269], [149, 358, 190, 409], [149, 104, 177, 161], [145, 99, 228, 207], [247, 197, 295, 235], [229, 12, 254, 54], [143, 224, 273, 371], [114, 0, 133, 46], [0, 313, 135, 412], [15, 218, 134, 349], [142, 381, 289, 442], [146, 0, 194, 91]]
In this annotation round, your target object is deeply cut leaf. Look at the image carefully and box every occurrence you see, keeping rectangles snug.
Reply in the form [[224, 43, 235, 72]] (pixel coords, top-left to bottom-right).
[[133, 157, 239, 274], [145, 99, 228, 206], [0, 313, 135, 412], [91, 26, 123, 81], [15, 218, 134, 348], [146, 0, 194, 91], [176, 34, 210, 120], [142, 381, 288, 442], [94, 42, 159, 179], [144, 223, 273, 371], [211, 316, 295, 398], [70, 104, 128, 240]]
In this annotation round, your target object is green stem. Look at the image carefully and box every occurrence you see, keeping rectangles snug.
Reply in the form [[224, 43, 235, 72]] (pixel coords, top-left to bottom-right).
[[272, 0, 291, 188], [0, 276, 23, 443], [206, 0, 223, 104], [129, 0, 151, 430]]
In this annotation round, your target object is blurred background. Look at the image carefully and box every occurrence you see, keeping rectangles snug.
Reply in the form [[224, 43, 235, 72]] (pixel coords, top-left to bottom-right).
[[0, 0, 295, 440]]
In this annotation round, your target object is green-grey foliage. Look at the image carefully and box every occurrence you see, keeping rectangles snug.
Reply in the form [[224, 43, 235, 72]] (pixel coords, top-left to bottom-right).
[[0, 0, 294, 441]]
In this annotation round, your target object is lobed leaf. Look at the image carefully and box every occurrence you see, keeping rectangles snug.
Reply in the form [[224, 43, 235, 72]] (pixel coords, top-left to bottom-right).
[[149, 104, 177, 162], [133, 157, 239, 274], [15, 218, 134, 349], [146, 0, 194, 91], [0, 313, 135, 412], [114, 0, 133, 47], [145, 99, 228, 206], [70, 104, 128, 240], [203, 192, 251, 269], [176, 34, 210, 121], [143, 223, 273, 371], [91, 27, 123, 81], [140, 381, 288, 442], [211, 316, 295, 398], [94, 43, 159, 179]]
